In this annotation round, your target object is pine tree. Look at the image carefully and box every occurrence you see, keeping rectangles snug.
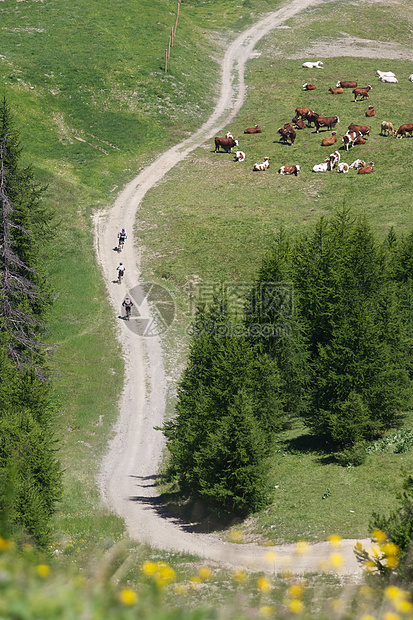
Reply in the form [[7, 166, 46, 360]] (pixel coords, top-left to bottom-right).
[[162, 296, 284, 515]]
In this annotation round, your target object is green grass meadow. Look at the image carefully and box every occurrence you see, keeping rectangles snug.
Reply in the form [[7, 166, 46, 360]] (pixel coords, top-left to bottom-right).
[[2, 0, 413, 613]]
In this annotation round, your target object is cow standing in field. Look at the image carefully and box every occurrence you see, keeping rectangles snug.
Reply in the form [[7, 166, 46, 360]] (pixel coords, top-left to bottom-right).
[[214, 136, 238, 152], [353, 85, 372, 101], [394, 123, 413, 138], [315, 115, 340, 133], [380, 121, 394, 136]]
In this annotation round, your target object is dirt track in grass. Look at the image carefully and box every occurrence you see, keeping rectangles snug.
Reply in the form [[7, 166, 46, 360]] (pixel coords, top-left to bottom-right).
[[96, 0, 382, 576]]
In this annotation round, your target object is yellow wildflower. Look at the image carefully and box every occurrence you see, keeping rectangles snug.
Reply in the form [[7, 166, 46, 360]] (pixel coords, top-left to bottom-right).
[[36, 564, 50, 578], [295, 541, 309, 555], [120, 589, 138, 606], [329, 552, 344, 569], [288, 599, 304, 614], [142, 561, 158, 576], [288, 583, 304, 599], [0, 537, 15, 551], [189, 575, 202, 590], [385, 586, 402, 601], [229, 530, 244, 543], [386, 556, 399, 569], [360, 615, 376, 620], [383, 542, 400, 557], [372, 529, 387, 543], [394, 599, 413, 614], [383, 613, 401, 620], [198, 567, 212, 580], [156, 564, 176, 588], [257, 577, 272, 594], [328, 534, 342, 547], [264, 551, 277, 564], [363, 560, 377, 573], [232, 568, 247, 584], [259, 605, 275, 617]]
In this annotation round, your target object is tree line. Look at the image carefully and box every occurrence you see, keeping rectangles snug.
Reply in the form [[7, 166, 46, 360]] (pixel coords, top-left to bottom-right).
[[162, 209, 413, 517], [0, 98, 62, 548]]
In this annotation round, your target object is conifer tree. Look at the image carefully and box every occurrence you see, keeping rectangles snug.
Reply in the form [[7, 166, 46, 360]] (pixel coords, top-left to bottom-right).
[[162, 296, 284, 515]]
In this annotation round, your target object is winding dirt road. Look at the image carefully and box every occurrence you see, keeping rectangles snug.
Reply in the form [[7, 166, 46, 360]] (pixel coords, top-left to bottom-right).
[[96, 0, 371, 576]]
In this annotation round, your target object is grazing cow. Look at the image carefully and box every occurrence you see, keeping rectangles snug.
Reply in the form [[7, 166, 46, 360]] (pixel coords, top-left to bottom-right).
[[354, 135, 367, 145], [244, 125, 261, 133], [253, 157, 269, 171], [293, 117, 306, 130], [336, 80, 357, 88], [348, 124, 371, 136], [312, 161, 330, 172], [321, 131, 337, 147], [358, 162, 374, 174], [337, 162, 350, 173], [214, 136, 238, 152], [315, 115, 340, 133], [303, 83, 317, 90], [380, 75, 398, 83], [302, 110, 319, 127], [366, 105, 376, 117], [376, 70, 396, 78], [349, 159, 366, 170], [329, 87, 344, 95], [409, 74, 413, 82], [394, 123, 413, 138], [278, 126, 296, 145], [342, 130, 361, 151], [380, 121, 394, 136], [278, 165, 301, 176], [295, 107, 312, 118], [234, 150, 246, 162], [302, 61, 323, 69], [329, 150, 340, 169], [353, 86, 372, 101]]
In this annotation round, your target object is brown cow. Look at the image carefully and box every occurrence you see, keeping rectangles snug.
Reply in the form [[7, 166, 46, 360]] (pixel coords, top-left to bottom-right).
[[358, 162, 374, 174], [315, 115, 340, 133], [348, 124, 371, 136], [214, 136, 238, 152], [244, 125, 261, 134], [353, 86, 372, 101], [329, 87, 344, 95], [278, 165, 301, 175], [302, 110, 319, 127], [293, 117, 306, 130], [303, 83, 316, 90], [277, 126, 296, 145], [295, 107, 311, 118], [354, 136, 367, 145], [336, 80, 357, 88], [365, 105, 376, 117], [394, 123, 413, 138], [321, 131, 337, 146]]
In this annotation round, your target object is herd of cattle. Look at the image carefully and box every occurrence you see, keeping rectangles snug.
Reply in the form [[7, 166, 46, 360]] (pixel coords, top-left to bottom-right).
[[213, 64, 413, 176]]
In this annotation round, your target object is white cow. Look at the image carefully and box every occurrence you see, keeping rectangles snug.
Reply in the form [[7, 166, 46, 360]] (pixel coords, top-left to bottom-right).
[[337, 162, 350, 173], [234, 150, 246, 162], [409, 74, 413, 82], [380, 76, 398, 83], [376, 70, 396, 78], [302, 61, 323, 69], [253, 157, 269, 171], [312, 161, 330, 173], [349, 159, 366, 170]]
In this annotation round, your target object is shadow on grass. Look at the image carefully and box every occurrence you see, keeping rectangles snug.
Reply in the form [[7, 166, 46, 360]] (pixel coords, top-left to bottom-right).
[[128, 474, 242, 533], [280, 432, 338, 465]]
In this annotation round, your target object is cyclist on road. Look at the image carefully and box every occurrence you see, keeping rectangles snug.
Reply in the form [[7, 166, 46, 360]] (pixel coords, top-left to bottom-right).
[[117, 262, 125, 283], [122, 296, 133, 320], [117, 228, 127, 251]]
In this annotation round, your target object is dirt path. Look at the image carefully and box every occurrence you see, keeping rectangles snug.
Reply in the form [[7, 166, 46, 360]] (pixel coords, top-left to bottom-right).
[[96, 0, 372, 576]]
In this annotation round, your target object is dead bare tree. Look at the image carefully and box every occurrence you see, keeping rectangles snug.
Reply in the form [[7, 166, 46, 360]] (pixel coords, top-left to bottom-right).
[[0, 136, 47, 372]]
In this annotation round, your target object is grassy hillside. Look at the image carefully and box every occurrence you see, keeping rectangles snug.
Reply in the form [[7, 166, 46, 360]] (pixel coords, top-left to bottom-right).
[[138, 0, 413, 543], [0, 0, 279, 557]]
